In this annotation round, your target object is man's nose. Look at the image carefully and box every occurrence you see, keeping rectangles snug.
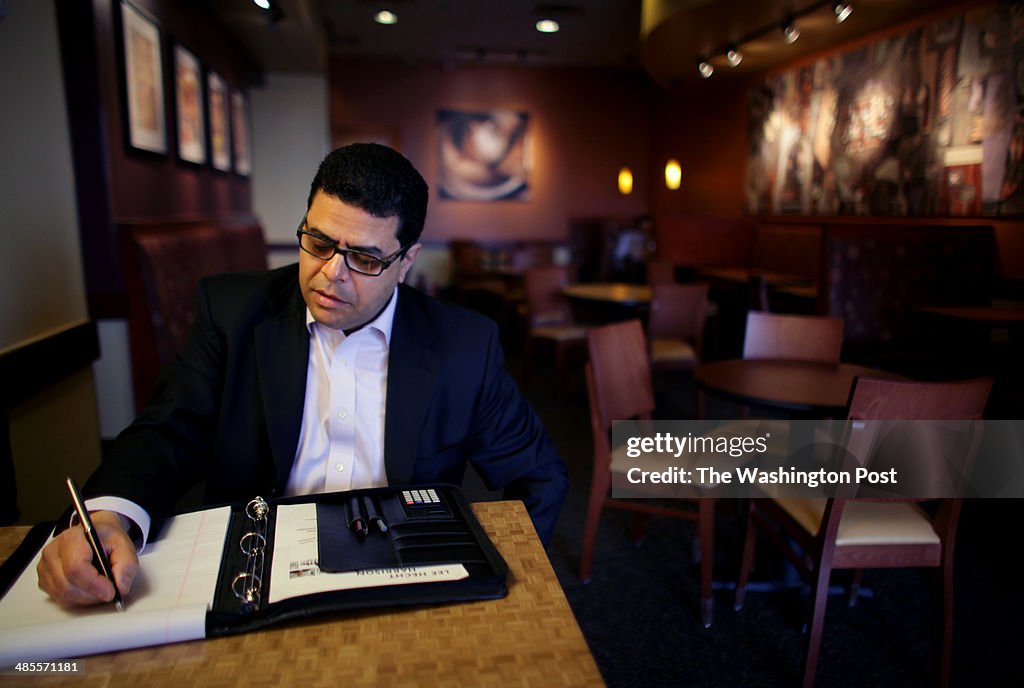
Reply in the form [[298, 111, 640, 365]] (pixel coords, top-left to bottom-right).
[[321, 252, 350, 281]]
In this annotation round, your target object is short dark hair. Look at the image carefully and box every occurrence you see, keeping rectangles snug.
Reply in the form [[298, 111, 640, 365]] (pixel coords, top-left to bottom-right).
[[307, 143, 429, 246]]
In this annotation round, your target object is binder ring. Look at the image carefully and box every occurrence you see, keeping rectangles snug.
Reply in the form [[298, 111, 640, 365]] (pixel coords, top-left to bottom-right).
[[231, 572, 262, 603], [239, 532, 266, 555], [246, 496, 269, 521]]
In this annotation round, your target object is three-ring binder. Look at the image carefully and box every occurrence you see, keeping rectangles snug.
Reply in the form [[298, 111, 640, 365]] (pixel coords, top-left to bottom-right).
[[205, 484, 509, 637]]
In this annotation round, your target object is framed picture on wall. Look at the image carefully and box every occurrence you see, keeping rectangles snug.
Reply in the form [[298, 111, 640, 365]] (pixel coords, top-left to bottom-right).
[[207, 70, 231, 172], [231, 90, 252, 176], [173, 43, 205, 165], [437, 109, 530, 201], [120, 0, 166, 154]]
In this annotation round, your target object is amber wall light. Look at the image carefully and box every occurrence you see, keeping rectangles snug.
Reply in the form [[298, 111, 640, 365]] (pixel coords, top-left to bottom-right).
[[665, 160, 682, 190], [618, 167, 634, 195]]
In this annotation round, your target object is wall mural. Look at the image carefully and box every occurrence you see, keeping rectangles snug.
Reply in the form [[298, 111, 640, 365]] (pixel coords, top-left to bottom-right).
[[747, 1, 1024, 217]]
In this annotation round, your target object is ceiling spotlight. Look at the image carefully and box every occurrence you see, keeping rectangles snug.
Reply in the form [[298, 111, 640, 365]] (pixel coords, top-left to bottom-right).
[[536, 19, 560, 33], [726, 46, 743, 67], [252, 0, 270, 8], [374, 10, 398, 25], [833, 2, 853, 23], [697, 58, 713, 79], [782, 18, 800, 44]]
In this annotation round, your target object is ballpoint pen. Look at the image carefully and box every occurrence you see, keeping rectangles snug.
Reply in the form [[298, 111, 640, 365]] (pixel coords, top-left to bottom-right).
[[65, 476, 125, 612], [346, 495, 368, 537], [362, 495, 388, 533]]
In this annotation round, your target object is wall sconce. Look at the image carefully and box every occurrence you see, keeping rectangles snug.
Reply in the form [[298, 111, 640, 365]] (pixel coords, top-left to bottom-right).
[[618, 167, 634, 195], [665, 160, 681, 190]]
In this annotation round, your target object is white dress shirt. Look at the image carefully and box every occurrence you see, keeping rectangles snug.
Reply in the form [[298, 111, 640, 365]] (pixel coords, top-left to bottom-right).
[[285, 287, 396, 495]]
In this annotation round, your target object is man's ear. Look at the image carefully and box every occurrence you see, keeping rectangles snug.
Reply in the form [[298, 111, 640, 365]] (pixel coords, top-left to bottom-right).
[[397, 243, 422, 283]]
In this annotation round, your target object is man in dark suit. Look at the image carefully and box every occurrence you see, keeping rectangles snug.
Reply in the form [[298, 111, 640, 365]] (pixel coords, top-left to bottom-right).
[[38, 143, 567, 606]]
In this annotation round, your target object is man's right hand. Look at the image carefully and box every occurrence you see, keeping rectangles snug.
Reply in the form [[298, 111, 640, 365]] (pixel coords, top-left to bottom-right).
[[36, 511, 140, 607]]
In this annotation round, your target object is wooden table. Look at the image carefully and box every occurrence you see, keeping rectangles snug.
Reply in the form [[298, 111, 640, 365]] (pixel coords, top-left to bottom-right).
[[562, 283, 651, 306], [0, 501, 603, 687], [695, 267, 811, 288], [694, 359, 905, 416]]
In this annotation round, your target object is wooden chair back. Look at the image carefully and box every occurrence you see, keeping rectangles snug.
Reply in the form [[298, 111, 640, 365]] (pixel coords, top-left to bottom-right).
[[585, 319, 654, 431], [523, 265, 573, 325], [648, 283, 708, 353], [742, 311, 843, 363]]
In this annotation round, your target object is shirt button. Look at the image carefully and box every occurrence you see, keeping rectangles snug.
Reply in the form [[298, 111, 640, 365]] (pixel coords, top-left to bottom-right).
[[338, 409, 347, 420], [335, 464, 344, 472]]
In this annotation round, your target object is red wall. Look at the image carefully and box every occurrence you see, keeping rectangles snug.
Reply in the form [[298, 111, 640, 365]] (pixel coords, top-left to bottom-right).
[[60, 0, 257, 315], [649, 79, 752, 265], [328, 59, 653, 242]]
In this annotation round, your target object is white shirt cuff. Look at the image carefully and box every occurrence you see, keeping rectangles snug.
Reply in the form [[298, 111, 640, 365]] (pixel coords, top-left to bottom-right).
[[82, 497, 152, 552]]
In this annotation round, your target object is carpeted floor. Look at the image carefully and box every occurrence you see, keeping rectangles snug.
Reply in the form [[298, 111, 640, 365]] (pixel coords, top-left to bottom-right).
[[464, 348, 1024, 688]]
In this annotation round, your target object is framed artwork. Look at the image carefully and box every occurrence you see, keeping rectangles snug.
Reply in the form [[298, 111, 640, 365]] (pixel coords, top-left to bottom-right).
[[231, 90, 252, 176], [173, 43, 205, 164], [120, 0, 166, 154], [207, 70, 231, 172], [437, 110, 530, 201]]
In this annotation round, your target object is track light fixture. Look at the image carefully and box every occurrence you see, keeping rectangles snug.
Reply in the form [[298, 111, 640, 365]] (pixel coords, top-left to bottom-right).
[[726, 45, 743, 67], [782, 17, 800, 44], [694, 1, 847, 81]]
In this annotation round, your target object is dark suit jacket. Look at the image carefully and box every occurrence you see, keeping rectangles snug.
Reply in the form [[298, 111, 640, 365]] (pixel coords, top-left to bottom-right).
[[87, 265, 567, 544]]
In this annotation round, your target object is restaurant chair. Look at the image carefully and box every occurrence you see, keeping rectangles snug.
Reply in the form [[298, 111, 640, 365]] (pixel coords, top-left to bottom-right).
[[743, 311, 844, 363], [582, 319, 717, 627], [522, 265, 587, 383], [648, 282, 708, 374], [733, 376, 993, 688]]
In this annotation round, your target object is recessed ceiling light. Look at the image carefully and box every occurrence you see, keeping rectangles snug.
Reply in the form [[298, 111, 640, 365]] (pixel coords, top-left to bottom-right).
[[374, 10, 398, 25], [253, 0, 270, 9], [697, 59, 713, 79], [726, 46, 743, 67], [536, 19, 560, 33]]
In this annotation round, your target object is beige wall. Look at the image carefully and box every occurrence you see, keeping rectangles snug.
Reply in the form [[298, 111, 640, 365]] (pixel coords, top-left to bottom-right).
[[0, 1, 102, 521], [328, 59, 653, 242]]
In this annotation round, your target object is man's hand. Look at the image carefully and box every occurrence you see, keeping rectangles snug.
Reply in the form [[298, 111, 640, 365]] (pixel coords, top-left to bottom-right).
[[37, 511, 139, 607]]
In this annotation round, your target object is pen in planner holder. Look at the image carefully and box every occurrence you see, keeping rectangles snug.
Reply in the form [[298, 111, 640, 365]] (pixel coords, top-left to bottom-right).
[[346, 495, 368, 537], [362, 495, 388, 533], [65, 476, 125, 612]]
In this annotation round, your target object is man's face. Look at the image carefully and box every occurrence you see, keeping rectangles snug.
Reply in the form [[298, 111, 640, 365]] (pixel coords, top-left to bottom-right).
[[299, 190, 420, 331]]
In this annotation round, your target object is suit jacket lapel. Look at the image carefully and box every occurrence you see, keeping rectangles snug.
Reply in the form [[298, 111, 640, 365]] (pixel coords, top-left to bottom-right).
[[255, 277, 310, 494], [385, 285, 440, 484]]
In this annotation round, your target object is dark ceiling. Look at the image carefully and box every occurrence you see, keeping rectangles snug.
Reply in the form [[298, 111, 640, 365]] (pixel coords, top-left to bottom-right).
[[211, 0, 970, 89]]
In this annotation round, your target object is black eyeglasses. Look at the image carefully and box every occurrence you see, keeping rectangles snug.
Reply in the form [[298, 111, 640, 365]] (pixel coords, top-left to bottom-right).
[[296, 227, 409, 277]]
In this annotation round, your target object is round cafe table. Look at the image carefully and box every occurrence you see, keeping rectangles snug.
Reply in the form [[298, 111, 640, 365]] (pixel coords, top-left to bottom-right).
[[694, 359, 906, 417]]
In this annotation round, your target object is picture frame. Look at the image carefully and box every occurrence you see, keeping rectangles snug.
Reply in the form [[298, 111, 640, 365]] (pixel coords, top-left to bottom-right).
[[120, 0, 166, 154], [173, 43, 205, 165], [437, 109, 531, 201], [207, 70, 231, 172], [231, 90, 252, 176]]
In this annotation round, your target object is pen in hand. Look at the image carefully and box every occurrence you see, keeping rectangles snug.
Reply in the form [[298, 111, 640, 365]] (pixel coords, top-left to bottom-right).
[[65, 477, 125, 612]]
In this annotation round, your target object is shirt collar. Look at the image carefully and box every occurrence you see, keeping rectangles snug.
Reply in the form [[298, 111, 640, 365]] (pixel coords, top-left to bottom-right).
[[305, 285, 399, 346]]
